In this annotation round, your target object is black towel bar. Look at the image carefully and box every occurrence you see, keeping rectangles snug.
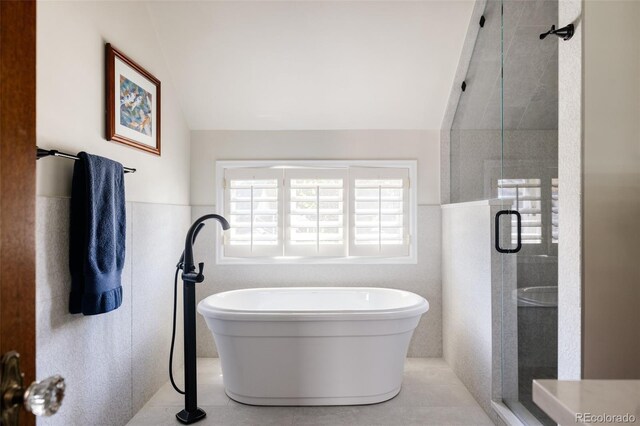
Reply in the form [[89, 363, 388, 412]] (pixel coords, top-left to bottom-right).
[[36, 147, 136, 173]]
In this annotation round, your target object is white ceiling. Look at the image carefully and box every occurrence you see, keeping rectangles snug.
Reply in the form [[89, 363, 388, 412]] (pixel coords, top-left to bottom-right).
[[147, 1, 474, 130]]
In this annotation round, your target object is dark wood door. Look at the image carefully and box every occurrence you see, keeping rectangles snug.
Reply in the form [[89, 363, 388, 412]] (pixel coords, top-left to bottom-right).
[[0, 1, 37, 425]]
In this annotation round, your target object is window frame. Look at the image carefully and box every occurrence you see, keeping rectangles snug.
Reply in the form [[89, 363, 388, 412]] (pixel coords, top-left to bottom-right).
[[215, 160, 418, 265]]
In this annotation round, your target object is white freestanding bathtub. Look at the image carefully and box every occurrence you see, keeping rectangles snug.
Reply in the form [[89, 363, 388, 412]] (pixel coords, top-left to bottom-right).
[[197, 287, 429, 406]]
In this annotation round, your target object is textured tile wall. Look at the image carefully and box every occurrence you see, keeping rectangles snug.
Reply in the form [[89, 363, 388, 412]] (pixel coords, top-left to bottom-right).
[[36, 197, 442, 425], [129, 202, 190, 413], [450, 129, 558, 204], [440, 0, 487, 205], [442, 202, 493, 417], [557, 0, 582, 381], [192, 205, 443, 358], [442, 201, 515, 422], [450, 0, 558, 132], [36, 197, 191, 426]]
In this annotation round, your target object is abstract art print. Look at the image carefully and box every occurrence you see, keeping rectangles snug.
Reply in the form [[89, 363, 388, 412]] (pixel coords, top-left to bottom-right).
[[106, 43, 161, 156], [119, 75, 152, 136]]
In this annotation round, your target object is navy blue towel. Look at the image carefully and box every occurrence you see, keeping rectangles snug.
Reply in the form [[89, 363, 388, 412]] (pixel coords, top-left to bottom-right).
[[69, 152, 126, 315]]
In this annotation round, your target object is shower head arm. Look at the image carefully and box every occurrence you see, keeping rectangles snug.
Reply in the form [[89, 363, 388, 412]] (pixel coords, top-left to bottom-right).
[[182, 214, 230, 284]]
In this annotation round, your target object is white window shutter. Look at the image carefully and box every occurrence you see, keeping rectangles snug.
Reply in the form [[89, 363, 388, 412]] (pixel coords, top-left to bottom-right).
[[551, 178, 559, 243], [497, 178, 542, 244], [284, 168, 348, 257], [224, 168, 283, 257], [349, 167, 410, 257]]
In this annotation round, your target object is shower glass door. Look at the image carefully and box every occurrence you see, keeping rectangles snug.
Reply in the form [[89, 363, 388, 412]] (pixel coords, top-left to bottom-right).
[[449, 1, 558, 422], [499, 0, 559, 424]]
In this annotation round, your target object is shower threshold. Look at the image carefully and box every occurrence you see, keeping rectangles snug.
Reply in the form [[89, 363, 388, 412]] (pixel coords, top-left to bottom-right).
[[500, 400, 546, 426]]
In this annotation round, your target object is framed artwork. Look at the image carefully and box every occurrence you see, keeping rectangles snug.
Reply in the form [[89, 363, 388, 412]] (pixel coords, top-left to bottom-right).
[[105, 43, 161, 156]]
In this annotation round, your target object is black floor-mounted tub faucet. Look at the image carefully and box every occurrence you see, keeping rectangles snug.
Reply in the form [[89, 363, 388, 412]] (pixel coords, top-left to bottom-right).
[[173, 214, 230, 424]]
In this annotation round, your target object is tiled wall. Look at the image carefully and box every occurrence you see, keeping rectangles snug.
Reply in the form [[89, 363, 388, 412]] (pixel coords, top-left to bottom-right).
[[442, 200, 517, 421], [36, 197, 191, 426], [36, 197, 444, 425], [192, 205, 443, 358], [557, 0, 582, 381]]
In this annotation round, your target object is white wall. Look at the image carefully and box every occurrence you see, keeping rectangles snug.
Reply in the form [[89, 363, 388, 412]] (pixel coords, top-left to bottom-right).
[[191, 129, 441, 206], [37, 1, 190, 205], [582, 0, 640, 379], [36, 2, 192, 425]]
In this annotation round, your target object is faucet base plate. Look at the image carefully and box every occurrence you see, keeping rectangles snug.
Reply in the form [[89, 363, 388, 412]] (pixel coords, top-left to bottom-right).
[[176, 408, 206, 424]]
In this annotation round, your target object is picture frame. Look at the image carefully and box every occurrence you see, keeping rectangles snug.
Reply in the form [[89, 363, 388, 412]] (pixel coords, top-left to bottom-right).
[[105, 43, 161, 156]]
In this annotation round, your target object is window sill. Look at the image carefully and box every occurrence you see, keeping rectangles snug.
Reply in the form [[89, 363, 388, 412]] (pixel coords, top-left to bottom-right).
[[215, 255, 418, 265]]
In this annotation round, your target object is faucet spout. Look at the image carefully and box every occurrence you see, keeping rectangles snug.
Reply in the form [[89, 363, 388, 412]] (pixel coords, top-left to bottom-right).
[[182, 214, 229, 275]]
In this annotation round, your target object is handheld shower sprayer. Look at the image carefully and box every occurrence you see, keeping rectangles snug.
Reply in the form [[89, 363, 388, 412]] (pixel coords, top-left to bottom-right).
[[170, 214, 230, 425]]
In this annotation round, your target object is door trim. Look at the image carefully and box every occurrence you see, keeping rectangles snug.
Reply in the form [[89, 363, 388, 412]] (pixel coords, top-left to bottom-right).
[[0, 1, 37, 425]]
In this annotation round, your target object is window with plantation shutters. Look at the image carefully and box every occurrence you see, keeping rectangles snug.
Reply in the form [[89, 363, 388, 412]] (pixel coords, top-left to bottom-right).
[[284, 169, 348, 257], [551, 178, 559, 243], [224, 168, 283, 257], [217, 161, 416, 263], [497, 178, 542, 244], [349, 167, 410, 257]]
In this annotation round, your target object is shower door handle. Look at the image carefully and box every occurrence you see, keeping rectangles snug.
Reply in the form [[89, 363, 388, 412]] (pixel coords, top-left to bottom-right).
[[495, 210, 522, 254]]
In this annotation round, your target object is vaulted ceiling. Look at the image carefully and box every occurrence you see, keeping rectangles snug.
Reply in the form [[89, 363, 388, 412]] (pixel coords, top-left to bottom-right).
[[147, 1, 474, 130]]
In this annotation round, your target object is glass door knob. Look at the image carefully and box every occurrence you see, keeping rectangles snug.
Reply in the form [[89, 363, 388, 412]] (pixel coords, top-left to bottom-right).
[[1, 351, 65, 425], [23, 375, 65, 416]]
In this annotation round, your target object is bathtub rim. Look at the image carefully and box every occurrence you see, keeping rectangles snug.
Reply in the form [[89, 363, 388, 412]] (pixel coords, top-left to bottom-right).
[[197, 287, 429, 322]]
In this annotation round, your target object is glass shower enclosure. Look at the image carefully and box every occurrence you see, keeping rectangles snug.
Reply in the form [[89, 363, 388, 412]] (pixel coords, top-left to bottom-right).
[[449, 0, 558, 424]]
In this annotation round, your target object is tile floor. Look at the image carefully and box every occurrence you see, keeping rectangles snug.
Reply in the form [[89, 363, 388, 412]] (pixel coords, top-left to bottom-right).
[[128, 358, 493, 426]]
